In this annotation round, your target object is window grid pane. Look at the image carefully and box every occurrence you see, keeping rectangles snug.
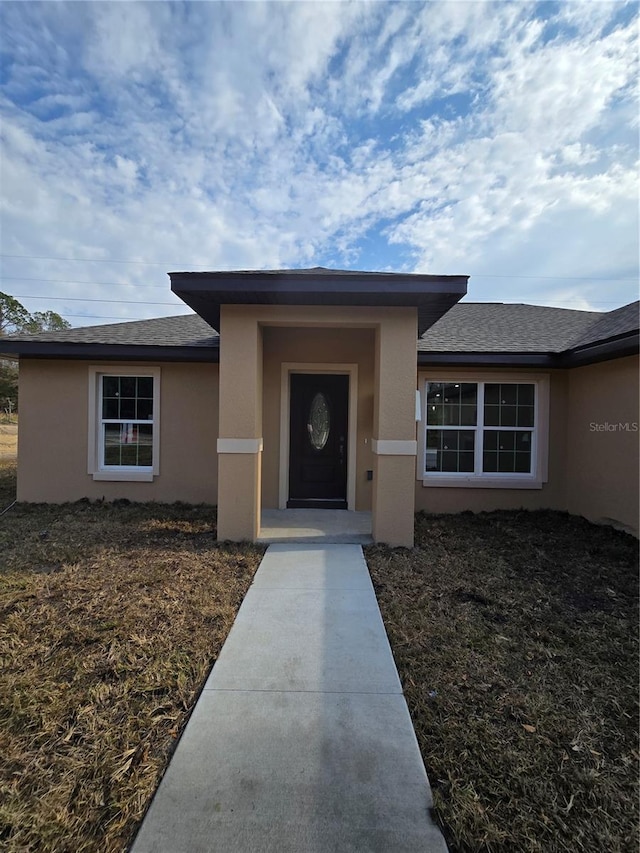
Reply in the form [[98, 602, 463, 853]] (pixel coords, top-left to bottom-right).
[[426, 429, 475, 472], [424, 381, 538, 479], [482, 430, 532, 474], [484, 383, 535, 428], [427, 382, 477, 427], [101, 376, 154, 468], [103, 424, 153, 467]]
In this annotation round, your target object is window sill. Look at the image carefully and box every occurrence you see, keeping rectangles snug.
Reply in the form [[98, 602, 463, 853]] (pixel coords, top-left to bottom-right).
[[422, 476, 543, 490], [92, 471, 154, 483]]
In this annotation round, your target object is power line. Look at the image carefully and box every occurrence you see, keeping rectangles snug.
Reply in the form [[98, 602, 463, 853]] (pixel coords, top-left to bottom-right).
[[5, 290, 633, 310], [49, 299, 638, 325], [0, 252, 198, 267], [2, 275, 636, 317], [56, 311, 191, 322], [2, 276, 167, 289], [1, 274, 636, 301], [471, 274, 638, 282], [11, 294, 183, 306], [30, 293, 639, 326], [0, 252, 638, 282]]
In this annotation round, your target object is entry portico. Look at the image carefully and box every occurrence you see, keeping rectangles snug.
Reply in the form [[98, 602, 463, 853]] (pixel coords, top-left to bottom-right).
[[171, 269, 468, 547]]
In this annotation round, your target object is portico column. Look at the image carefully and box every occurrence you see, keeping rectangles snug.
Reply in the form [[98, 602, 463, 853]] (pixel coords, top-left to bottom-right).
[[217, 306, 263, 541], [372, 309, 418, 548]]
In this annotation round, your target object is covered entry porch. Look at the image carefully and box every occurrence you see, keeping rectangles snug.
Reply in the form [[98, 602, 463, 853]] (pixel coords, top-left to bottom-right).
[[170, 269, 467, 548]]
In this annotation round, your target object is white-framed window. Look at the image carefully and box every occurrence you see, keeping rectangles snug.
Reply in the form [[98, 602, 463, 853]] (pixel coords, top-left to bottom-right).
[[88, 366, 160, 482], [419, 374, 549, 489]]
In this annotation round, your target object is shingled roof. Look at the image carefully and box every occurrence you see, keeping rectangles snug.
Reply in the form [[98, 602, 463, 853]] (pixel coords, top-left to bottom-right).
[[417, 300, 638, 365], [4, 313, 218, 347], [417, 300, 638, 366], [421, 303, 592, 353], [569, 300, 640, 350], [0, 314, 219, 362], [2, 300, 638, 366]]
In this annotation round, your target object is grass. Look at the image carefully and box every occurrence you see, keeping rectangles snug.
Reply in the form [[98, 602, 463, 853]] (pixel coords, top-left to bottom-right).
[[0, 458, 17, 507], [3, 455, 638, 852], [0, 422, 17, 457], [0, 460, 264, 853], [366, 511, 639, 853]]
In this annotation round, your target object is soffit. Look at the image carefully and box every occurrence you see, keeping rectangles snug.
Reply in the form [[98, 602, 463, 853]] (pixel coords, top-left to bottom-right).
[[169, 268, 468, 336]]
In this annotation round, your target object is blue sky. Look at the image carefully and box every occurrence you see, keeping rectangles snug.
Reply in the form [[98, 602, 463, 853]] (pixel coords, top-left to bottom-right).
[[0, 0, 638, 326]]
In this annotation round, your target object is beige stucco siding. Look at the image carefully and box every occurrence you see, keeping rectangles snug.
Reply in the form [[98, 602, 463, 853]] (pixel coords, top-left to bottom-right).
[[371, 311, 418, 546], [17, 359, 219, 503], [17, 345, 637, 538], [415, 367, 568, 514], [261, 326, 375, 511], [565, 355, 639, 535], [216, 304, 417, 544]]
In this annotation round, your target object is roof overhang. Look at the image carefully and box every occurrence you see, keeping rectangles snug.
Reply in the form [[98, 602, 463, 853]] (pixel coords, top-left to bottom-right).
[[417, 331, 640, 369], [169, 269, 469, 336], [561, 331, 639, 367], [0, 342, 219, 362], [417, 352, 558, 368]]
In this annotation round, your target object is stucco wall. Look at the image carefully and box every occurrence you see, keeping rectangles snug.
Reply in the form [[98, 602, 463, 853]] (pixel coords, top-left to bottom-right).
[[564, 354, 639, 535], [415, 367, 568, 515], [217, 303, 416, 545], [17, 349, 638, 536], [261, 326, 375, 510], [17, 359, 219, 503]]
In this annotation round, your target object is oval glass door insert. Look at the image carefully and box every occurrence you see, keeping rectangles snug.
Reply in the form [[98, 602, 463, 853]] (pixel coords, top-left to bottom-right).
[[307, 392, 330, 450]]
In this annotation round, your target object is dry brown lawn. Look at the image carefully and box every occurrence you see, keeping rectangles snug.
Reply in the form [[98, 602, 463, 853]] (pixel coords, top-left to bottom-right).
[[0, 424, 17, 457], [367, 511, 639, 853], [0, 459, 263, 852], [3, 455, 638, 853]]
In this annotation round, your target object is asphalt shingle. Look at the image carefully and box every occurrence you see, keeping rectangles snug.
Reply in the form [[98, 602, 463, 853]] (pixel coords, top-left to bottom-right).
[[418, 301, 639, 354], [3, 300, 638, 355], [569, 300, 640, 349], [4, 314, 218, 348]]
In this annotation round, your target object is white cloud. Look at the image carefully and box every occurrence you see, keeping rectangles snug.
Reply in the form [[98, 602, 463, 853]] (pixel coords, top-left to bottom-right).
[[0, 0, 637, 326]]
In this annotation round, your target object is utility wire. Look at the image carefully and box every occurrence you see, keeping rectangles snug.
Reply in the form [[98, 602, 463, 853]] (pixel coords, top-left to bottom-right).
[[6, 292, 631, 307], [0, 252, 637, 282], [2, 276, 168, 289], [10, 294, 183, 306], [46, 298, 636, 324], [43, 311, 191, 322], [0, 252, 197, 267]]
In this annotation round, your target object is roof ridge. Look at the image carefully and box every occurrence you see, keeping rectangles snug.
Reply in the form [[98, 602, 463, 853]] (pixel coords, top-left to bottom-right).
[[566, 299, 639, 350]]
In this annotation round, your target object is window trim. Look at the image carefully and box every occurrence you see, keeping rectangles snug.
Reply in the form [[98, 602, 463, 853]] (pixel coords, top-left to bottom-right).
[[88, 366, 161, 482], [418, 371, 549, 489]]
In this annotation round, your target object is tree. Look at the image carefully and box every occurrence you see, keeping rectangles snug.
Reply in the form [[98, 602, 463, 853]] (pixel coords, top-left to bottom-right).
[[28, 310, 72, 332], [0, 362, 18, 416], [0, 292, 32, 336], [0, 292, 71, 335], [0, 292, 71, 413]]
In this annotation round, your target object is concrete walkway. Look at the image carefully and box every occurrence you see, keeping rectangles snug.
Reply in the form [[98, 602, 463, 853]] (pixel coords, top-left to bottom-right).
[[131, 544, 448, 853]]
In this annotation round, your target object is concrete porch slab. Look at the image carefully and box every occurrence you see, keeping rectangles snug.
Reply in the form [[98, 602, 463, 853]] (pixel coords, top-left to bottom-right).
[[258, 509, 373, 544]]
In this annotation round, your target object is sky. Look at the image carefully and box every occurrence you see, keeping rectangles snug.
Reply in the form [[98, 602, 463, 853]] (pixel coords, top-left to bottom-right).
[[0, 0, 638, 328]]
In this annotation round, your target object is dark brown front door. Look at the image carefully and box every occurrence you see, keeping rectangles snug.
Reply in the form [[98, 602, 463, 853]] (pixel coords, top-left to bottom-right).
[[288, 373, 349, 509]]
